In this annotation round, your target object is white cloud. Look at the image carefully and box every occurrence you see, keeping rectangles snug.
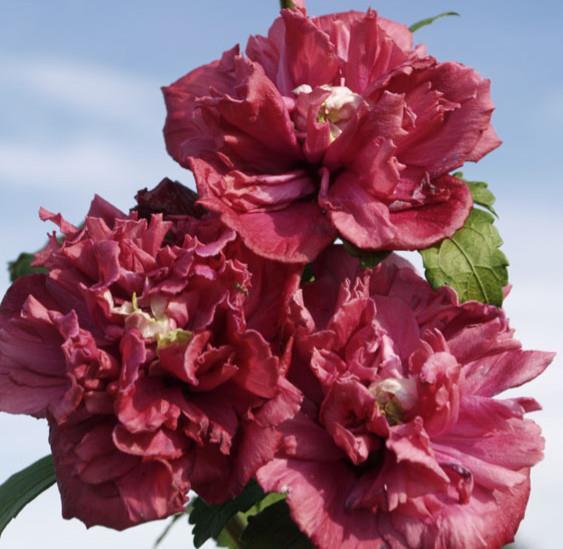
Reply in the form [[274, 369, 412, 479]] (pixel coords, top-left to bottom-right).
[[0, 139, 149, 192], [0, 54, 191, 204], [0, 138, 191, 195], [0, 54, 162, 129]]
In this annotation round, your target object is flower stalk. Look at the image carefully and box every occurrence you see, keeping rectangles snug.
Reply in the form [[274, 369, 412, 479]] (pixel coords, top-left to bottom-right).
[[221, 513, 247, 548]]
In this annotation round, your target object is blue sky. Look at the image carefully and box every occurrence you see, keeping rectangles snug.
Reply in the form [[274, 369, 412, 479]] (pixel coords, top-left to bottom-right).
[[1, 1, 562, 547]]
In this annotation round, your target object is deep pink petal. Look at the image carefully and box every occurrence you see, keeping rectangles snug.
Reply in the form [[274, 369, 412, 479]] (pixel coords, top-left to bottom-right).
[[0, 277, 72, 418], [195, 175, 336, 263], [116, 459, 189, 525], [278, 9, 340, 92], [258, 459, 384, 549], [466, 124, 502, 162], [343, 11, 413, 95], [113, 424, 189, 460], [87, 194, 127, 227], [464, 350, 554, 397], [232, 329, 280, 399], [163, 47, 300, 172], [116, 376, 182, 434], [390, 62, 499, 177]]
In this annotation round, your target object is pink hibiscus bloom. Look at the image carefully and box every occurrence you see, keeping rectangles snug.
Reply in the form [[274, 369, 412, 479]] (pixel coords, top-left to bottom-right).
[[257, 247, 552, 548], [163, 6, 499, 263], [0, 185, 301, 529]]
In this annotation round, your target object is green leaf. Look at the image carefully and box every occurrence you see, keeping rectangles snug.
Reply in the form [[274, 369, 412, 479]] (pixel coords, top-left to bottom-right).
[[241, 500, 312, 549], [8, 252, 46, 282], [466, 181, 498, 217], [453, 171, 498, 217], [244, 491, 286, 517], [420, 209, 509, 306], [216, 527, 239, 548], [409, 11, 460, 33], [189, 481, 266, 548], [0, 455, 56, 537]]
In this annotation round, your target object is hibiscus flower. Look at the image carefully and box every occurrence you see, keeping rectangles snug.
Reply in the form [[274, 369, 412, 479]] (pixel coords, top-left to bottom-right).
[[163, 6, 499, 263], [0, 186, 301, 529], [257, 247, 552, 548]]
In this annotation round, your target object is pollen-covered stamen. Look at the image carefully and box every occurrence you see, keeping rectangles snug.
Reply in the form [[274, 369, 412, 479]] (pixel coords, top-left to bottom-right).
[[370, 377, 417, 425], [156, 328, 193, 350], [110, 292, 192, 348], [317, 86, 364, 136]]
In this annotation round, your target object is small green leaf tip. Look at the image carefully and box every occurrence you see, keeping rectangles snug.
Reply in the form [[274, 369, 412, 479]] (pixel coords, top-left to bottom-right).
[[342, 241, 391, 269], [280, 0, 305, 9], [453, 172, 498, 218], [420, 209, 509, 307], [0, 455, 56, 538], [466, 181, 499, 217], [8, 252, 46, 282], [409, 11, 460, 33]]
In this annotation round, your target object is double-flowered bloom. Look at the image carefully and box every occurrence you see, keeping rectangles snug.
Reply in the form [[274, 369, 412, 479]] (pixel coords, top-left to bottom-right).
[[164, 7, 500, 262], [0, 182, 301, 529], [258, 247, 553, 548]]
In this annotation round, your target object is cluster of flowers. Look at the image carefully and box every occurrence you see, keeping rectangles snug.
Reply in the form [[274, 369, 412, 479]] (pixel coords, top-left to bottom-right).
[[0, 4, 553, 548]]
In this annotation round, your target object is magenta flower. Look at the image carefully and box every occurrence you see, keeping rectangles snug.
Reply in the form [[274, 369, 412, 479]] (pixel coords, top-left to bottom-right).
[[257, 247, 552, 548], [163, 7, 499, 263], [0, 190, 301, 529]]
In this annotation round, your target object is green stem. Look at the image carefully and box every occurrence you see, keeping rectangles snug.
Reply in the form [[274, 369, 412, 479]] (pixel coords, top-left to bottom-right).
[[222, 512, 247, 548], [279, 0, 294, 9]]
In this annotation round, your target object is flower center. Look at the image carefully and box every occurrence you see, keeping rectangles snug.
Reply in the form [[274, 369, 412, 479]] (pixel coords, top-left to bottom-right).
[[292, 84, 364, 142], [318, 86, 363, 129], [110, 292, 192, 349], [370, 377, 417, 425]]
